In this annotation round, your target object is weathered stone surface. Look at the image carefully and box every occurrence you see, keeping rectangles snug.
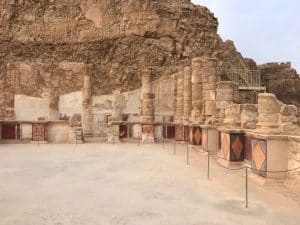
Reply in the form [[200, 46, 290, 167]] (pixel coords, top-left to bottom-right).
[[259, 62, 300, 111], [0, 0, 254, 116], [240, 104, 258, 129]]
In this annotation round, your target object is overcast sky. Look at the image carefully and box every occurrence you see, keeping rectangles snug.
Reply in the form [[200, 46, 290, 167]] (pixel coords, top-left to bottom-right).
[[192, 0, 300, 72]]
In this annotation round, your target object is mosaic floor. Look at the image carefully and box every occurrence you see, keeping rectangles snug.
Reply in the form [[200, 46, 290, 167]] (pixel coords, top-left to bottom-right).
[[0, 143, 299, 225]]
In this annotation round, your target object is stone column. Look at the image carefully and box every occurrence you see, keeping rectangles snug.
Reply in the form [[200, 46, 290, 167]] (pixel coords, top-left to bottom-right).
[[216, 81, 239, 125], [175, 68, 184, 123], [141, 69, 155, 143], [49, 95, 59, 120], [82, 71, 93, 135], [111, 91, 122, 122], [108, 91, 122, 144], [257, 93, 282, 134], [191, 58, 204, 123], [183, 66, 192, 122], [172, 73, 178, 118], [0, 96, 4, 121], [201, 58, 219, 124]]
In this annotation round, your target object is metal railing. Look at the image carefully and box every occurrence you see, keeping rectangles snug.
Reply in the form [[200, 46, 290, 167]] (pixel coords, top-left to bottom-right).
[[221, 69, 262, 89]]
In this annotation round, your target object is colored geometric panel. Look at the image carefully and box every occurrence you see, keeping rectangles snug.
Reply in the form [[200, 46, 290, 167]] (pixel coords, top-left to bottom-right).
[[32, 124, 46, 141], [230, 134, 244, 161], [184, 125, 190, 142], [221, 133, 230, 159], [202, 129, 208, 151], [251, 139, 267, 177], [175, 126, 184, 141], [244, 136, 252, 161], [119, 125, 128, 139], [189, 126, 202, 145], [1, 124, 16, 140], [194, 127, 202, 145]]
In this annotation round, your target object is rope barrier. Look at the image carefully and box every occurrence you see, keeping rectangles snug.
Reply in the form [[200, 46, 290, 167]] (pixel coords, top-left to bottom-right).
[[207, 151, 300, 173]]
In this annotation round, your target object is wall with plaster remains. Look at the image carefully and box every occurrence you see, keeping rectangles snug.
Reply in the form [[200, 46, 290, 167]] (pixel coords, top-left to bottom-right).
[[14, 95, 49, 121], [59, 91, 83, 118]]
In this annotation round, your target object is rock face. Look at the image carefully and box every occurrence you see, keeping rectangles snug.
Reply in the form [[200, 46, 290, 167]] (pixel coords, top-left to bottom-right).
[[0, 0, 298, 117], [0, 0, 248, 113], [259, 62, 300, 115]]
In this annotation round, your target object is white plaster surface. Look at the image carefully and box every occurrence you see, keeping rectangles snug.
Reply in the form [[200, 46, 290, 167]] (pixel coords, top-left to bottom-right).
[[0, 143, 299, 225], [14, 95, 49, 121], [267, 140, 288, 179], [21, 123, 32, 140], [152, 76, 174, 113], [59, 91, 82, 118], [122, 90, 141, 114]]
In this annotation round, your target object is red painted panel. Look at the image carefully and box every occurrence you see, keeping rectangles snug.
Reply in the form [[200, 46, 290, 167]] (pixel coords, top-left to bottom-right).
[[1, 124, 16, 140], [163, 126, 175, 139], [32, 124, 46, 141], [119, 125, 128, 139]]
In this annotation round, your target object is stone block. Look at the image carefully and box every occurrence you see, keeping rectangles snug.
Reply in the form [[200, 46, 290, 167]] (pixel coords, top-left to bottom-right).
[[258, 93, 282, 113], [205, 101, 216, 116]]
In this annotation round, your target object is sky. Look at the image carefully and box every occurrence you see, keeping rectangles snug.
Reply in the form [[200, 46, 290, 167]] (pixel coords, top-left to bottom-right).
[[192, 0, 300, 72]]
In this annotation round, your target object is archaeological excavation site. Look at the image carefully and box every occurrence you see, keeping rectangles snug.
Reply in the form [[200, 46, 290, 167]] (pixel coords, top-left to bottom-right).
[[0, 0, 300, 224]]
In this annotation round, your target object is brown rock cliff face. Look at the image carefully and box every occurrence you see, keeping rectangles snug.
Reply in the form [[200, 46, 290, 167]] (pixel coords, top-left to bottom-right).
[[0, 0, 297, 116]]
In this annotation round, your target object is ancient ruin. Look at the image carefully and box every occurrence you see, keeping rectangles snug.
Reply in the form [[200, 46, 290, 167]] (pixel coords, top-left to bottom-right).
[[0, 0, 299, 184]]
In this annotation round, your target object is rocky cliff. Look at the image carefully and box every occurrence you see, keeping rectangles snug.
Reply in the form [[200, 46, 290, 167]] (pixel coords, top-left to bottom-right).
[[0, 0, 298, 118]]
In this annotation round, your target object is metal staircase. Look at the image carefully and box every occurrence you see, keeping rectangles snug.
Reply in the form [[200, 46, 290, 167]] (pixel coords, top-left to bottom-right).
[[74, 126, 83, 142], [221, 63, 266, 92]]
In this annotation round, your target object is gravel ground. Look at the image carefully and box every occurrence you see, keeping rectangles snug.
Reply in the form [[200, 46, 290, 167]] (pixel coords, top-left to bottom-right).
[[0, 143, 299, 225]]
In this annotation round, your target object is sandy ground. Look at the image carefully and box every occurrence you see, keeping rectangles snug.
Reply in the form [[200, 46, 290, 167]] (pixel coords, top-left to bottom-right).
[[0, 143, 299, 225]]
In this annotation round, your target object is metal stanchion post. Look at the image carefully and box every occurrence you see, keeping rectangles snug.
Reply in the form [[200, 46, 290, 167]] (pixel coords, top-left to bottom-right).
[[246, 167, 248, 208], [38, 138, 40, 148], [75, 129, 78, 147], [127, 124, 130, 140], [186, 143, 189, 165], [174, 140, 176, 155], [182, 124, 185, 143], [207, 151, 210, 180], [165, 124, 168, 150]]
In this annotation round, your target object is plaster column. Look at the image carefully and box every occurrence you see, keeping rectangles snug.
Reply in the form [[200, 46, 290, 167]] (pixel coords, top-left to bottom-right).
[[172, 73, 178, 119], [111, 91, 122, 122], [216, 81, 239, 125], [175, 69, 184, 123], [201, 57, 219, 124], [191, 58, 204, 123], [141, 69, 155, 143], [183, 66, 192, 122], [82, 73, 92, 135], [49, 95, 59, 120], [108, 91, 122, 144]]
